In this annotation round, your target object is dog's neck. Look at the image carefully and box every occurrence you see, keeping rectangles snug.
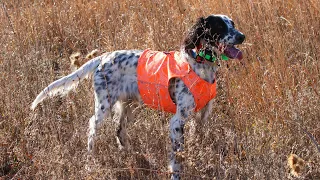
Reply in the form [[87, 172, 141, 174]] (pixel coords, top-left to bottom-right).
[[181, 47, 217, 84]]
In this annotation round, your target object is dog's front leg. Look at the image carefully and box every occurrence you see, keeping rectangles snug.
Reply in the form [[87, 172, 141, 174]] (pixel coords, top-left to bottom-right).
[[200, 99, 214, 122], [168, 79, 195, 179], [195, 99, 214, 132], [169, 113, 185, 180]]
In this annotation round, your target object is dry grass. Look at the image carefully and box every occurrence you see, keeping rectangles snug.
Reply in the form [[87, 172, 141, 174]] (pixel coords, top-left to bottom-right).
[[1, 0, 320, 179], [288, 154, 305, 177]]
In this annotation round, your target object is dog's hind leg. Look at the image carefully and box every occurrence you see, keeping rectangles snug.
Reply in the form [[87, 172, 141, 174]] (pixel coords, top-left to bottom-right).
[[88, 92, 112, 151], [115, 101, 134, 150], [117, 100, 140, 150], [88, 80, 114, 152]]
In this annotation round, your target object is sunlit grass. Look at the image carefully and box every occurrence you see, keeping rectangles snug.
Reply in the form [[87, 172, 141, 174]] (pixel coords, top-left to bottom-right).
[[0, 0, 319, 179]]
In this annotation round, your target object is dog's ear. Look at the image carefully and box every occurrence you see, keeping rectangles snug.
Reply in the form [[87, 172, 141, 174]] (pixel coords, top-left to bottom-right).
[[183, 17, 205, 50]]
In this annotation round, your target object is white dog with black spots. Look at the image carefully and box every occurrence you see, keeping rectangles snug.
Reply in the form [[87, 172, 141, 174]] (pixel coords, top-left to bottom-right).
[[31, 14, 245, 180]]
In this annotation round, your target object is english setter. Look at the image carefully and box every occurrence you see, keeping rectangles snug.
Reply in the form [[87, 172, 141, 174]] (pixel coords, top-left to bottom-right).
[[31, 14, 245, 179]]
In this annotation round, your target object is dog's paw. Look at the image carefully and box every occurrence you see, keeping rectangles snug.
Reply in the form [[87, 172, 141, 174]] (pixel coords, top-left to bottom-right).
[[168, 160, 181, 180], [116, 135, 131, 151]]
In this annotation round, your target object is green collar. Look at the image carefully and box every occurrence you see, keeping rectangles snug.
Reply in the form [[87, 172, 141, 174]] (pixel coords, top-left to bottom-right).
[[197, 50, 229, 62]]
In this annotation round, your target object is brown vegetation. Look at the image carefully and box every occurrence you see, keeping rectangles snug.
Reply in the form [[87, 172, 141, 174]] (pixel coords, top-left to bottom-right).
[[288, 154, 305, 177], [0, 0, 319, 179], [70, 49, 101, 71]]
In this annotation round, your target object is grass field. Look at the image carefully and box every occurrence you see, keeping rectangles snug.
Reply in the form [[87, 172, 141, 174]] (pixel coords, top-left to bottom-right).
[[1, 0, 319, 179]]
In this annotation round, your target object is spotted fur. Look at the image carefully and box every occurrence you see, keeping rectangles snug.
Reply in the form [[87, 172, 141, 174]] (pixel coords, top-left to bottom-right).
[[31, 14, 245, 180]]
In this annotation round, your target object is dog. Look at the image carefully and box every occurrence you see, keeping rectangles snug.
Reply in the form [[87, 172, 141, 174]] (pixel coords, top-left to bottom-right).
[[31, 14, 245, 180]]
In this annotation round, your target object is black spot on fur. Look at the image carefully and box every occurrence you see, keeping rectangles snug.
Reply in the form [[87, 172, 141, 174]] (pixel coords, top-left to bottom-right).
[[133, 60, 138, 67], [105, 69, 113, 76], [117, 54, 128, 64], [99, 81, 107, 88], [180, 108, 188, 118], [181, 86, 188, 93], [96, 86, 102, 91], [127, 53, 134, 60]]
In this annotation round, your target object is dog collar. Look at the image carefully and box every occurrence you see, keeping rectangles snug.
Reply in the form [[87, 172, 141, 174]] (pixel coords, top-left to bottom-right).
[[196, 49, 229, 63]]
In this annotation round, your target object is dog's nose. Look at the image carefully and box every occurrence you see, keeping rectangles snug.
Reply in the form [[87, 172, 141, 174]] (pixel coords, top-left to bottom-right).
[[236, 34, 245, 44]]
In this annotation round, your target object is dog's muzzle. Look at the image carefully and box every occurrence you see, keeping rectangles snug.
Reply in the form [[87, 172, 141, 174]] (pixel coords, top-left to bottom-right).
[[235, 33, 245, 45], [223, 32, 245, 60]]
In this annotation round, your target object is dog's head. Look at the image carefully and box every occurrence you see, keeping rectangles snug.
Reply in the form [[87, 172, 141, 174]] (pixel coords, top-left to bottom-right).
[[184, 14, 245, 60]]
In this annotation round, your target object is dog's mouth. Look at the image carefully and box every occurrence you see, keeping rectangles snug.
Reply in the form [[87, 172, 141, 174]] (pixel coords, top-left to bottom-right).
[[221, 45, 243, 60]]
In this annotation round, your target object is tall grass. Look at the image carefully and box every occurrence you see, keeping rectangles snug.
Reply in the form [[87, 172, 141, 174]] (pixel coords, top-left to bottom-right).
[[1, 0, 319, 179]]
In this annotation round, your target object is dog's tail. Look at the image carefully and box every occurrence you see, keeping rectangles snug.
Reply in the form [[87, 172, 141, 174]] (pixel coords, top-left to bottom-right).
[[31, 56, 102, 110]]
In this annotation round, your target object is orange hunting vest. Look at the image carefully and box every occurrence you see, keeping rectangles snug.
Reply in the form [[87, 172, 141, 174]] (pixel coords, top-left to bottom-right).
[[137, 49, 217, 113]]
